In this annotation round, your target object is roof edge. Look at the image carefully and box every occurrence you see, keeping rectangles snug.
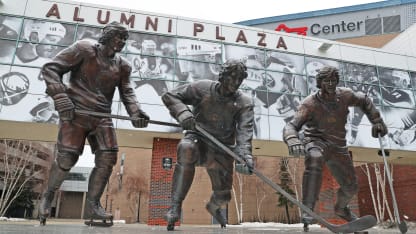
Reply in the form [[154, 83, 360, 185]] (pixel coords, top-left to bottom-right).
[[235, 0, 416, 25]]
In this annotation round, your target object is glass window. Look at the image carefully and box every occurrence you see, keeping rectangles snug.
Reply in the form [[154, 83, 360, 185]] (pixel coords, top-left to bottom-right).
[[125, 32, 176, 58], [14, 42, 65, 66], [409, 72, 416, 90], [304, 57, 341, 94], [243, 67, 264, 91], [380, 86, 415, 108], [76, 25, 101, 41], [177, 38, 221, 64], [0, 16, 22, 40], [20, 19, 75, 46], [224, 45, 263, 69], [378, 68, 411, 89], [175, 59, 219, 82], [383, 15, 400, 33], [266, 51, 305, 75], [264, 70, 296, 94], [365, 18, 382, 35], [342, 63, 378, 84], [124, 53, 175, 80], [0, 39, 16, 64]]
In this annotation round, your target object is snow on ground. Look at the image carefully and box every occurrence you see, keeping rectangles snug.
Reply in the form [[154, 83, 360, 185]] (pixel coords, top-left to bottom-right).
[[0, 217, 126, 224], [229, 222, 320, 228], [0, 217, 27, 221], [1, 216, 414, 231]]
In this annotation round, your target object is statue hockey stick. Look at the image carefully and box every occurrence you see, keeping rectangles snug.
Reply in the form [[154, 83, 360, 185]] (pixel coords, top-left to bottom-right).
[[378, 135, 407, 234], [196, 124, 377, 233], [75, 109, 181, 127]]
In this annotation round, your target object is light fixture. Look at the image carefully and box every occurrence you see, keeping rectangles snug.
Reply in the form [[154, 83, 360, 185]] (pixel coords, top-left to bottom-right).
[[162, 157, 173, 170], [318, 42, 333, 52]]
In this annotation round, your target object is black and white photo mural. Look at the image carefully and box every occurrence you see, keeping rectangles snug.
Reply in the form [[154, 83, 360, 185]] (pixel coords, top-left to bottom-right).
[[1, 11, 416, 151]]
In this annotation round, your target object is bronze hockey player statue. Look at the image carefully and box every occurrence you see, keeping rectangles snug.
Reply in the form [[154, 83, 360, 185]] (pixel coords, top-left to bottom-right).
[[282, 66, 387, 231], [162, 59, 255, 230], [38, 21, 149, 226]]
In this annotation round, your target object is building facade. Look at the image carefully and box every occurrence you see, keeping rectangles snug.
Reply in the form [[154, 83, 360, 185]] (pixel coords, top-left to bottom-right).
[[1, 0, 416, 225], [236, 0, 416, 42]]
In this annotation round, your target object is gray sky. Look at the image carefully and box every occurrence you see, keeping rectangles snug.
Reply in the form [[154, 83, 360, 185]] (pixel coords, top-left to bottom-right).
[[79, 0, 382, 23]]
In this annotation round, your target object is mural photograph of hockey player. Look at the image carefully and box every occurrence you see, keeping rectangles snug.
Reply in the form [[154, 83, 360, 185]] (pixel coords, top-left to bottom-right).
[[223, 45, 268, 139], [378, 68, 416, 150], [116, 33, 178, 131], [0, 64, 60, 124], [15, 19, 75, 66], [389, 72, 416, 150], [124, 33, 174, 93], [1, 13, 416, 151], [342, 63, 380, 145], [176, 38, 222, 82], [76, 25, 101, 41], [338, 63, 416, 150], [304, 57, 341, 94], [1, 19, 76, 124], [264, 52, 307, 140], [0, 16, 22, 64], [123, 33, 177, 94]]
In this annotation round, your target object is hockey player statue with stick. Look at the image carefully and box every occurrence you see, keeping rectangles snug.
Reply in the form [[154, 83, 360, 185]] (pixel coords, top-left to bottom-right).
[[283, 66, 388, 232], [162, 59, 254, 230], [38, 21, 149, 227]]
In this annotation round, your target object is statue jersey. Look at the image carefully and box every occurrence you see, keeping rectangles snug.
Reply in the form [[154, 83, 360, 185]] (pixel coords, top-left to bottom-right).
[[162, 80, 254, 148], [289, 87, 381, 146], [42, 40, 140, 115]]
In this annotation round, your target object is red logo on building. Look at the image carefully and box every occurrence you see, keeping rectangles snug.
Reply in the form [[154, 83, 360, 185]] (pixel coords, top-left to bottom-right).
[[275, 24, 308, 36]]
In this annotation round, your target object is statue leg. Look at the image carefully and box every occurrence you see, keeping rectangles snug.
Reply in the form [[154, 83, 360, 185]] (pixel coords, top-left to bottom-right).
[[302, 147, 324, 224], [40, 119, 86, 222], [165, 137, 198, 224], [85, 150, 117, 220], [84, 118, 119, 220], [205, 151, 233, 228], [39, 151, 79, 222], [205, 190, 230, 228], [327, 150, 358, 221]]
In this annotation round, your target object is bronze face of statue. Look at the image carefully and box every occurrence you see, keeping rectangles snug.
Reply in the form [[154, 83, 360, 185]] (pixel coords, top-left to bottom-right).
[[38, 21, 149, 225], [283, 66, 388, 225], [161, 59, 255, 229]]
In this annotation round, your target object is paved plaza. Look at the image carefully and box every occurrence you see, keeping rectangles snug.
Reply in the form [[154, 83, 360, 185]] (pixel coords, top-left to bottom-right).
[[0, 219, 414, 234]]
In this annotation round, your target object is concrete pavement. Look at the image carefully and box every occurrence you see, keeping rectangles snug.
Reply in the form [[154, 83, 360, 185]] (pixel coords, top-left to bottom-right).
[[0, 219, 413, 234]]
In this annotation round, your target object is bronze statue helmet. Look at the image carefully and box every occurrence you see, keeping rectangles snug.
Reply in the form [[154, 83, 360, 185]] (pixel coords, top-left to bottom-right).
[[315, 66, 340, 89], [218, 59, 248, 82], [99, 21, 129, 45]]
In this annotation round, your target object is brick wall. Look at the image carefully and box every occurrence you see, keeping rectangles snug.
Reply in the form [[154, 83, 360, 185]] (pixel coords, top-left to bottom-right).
[[148, 138, 302, 225], [149, 137, 416, 226], [147, 138, 178, 226], [148, 137, 215, 226], [106, 147, 152, 224], [356, 164, 416, 221], [316, 165, 359, 225]]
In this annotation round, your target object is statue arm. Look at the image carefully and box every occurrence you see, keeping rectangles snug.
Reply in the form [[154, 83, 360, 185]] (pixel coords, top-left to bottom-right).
[[235, 103, 255, 156], [351, 90, 388, 137], [41, 42, 83, 96], [283, 103, 309, 141], [40, 42, 83, 120], [118, 61, 144, 116], [234, 102, 255, 174], [161, 83, 200, 123], [351, 91, 383, 124], [282, 103, 309, 156]]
